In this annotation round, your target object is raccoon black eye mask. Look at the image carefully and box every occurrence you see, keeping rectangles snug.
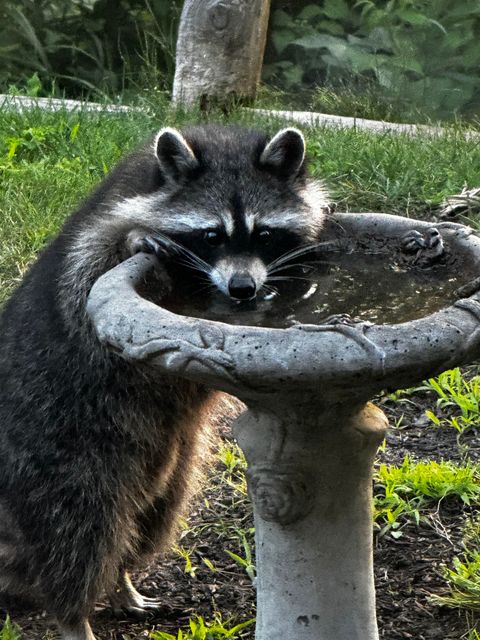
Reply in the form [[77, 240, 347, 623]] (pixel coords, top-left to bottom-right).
[[0, 124, 330, 640]]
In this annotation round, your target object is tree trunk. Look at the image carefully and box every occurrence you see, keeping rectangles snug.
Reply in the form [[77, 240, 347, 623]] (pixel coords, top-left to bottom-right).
[[172, 0, 271, 108]]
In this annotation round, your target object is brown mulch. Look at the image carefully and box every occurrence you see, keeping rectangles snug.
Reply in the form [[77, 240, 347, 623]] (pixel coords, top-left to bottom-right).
[[2, 391, 479, 639]]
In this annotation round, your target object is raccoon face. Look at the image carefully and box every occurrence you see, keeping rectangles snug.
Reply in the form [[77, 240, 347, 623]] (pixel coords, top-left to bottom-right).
[[117, 125, 330, 301]]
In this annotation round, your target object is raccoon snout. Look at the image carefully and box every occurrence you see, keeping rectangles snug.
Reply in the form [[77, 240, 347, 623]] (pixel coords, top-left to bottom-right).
[[228, 273, 257, 301]]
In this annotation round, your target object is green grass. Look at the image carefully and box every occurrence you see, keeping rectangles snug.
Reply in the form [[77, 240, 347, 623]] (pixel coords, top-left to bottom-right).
[[255, 83, 439, 126]]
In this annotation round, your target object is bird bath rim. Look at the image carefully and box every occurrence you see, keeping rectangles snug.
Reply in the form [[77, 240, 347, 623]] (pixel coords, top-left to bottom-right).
[[86, 212, 480, 402]]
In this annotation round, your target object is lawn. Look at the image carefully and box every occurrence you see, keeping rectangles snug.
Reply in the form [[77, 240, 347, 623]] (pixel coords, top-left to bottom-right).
[[1, 98, 480, 639]]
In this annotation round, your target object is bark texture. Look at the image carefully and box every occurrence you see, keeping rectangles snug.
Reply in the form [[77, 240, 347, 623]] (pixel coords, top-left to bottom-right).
[[172, 0, 271, 106]]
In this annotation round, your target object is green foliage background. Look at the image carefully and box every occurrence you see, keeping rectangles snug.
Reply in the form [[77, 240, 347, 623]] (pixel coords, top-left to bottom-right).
[[1, 0, 480, 120], [0, 0, 182, 98], [265, 0, 480, 120]]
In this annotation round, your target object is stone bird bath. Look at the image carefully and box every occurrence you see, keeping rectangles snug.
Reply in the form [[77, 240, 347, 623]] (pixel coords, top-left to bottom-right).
[[87, 213, 480, 640]]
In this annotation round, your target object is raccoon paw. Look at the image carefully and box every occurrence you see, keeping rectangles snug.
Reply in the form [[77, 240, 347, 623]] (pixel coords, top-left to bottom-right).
[[125, 230, 170, 259], [323, 201, 337, 215], [110, 595, 166, 620], [400, 227, 444, 266], [323, 313, 356, 326], [109, 572, 166, 620]]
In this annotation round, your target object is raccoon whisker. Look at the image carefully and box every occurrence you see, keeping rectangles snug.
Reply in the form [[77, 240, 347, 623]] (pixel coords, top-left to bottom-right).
[[261, 284, 279, 296], [171, 249, 212, 275], [267, 249, 337, 275], [149, 232, 213, 274], [175, 257, 211, 276], [267, 261, 323, 276], [266, 242, 325, 271], [192, 282, 218, 297], [267, 275, 313, 283], [185, 273, 213, 288], [175, 249, 211, 270]]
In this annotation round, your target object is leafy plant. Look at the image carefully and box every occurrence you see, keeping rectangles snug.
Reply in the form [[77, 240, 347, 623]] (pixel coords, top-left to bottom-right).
[[378, 457, 480, 504], [0, 617, 22, 640], [264, 0, 480, 120], [151, 615, 254, 640], [217, 442, 247, 476], [374, 457, 480, 537], [431, 519, 480, 612], [421, 368, 480, 435], [174, 545, 198, 578], [434, 554, 480, 611], [226, 529, 256, 584]]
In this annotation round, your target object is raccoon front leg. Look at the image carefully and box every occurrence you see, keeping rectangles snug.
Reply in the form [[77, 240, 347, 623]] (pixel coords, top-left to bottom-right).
[[110, 436, 202, 619], [58, 619, 96, 640], [109, 571, 164, 618]]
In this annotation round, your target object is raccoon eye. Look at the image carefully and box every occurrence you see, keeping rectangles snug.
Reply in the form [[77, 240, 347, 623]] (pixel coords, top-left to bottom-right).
[[204, 230, 224, 246], [256, 229, 272, 245]]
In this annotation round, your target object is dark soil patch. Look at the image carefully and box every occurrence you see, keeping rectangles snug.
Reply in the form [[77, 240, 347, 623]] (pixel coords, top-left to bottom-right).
[[2, 390, 479, 639]]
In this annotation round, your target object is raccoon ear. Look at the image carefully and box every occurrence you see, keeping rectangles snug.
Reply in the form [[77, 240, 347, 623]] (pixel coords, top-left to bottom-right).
[[259, 127, 305, 178], [154, 128, 199, 181]]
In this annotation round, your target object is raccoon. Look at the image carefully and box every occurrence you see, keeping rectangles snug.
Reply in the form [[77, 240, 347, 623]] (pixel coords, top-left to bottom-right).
[[0, 125, 329, 640]]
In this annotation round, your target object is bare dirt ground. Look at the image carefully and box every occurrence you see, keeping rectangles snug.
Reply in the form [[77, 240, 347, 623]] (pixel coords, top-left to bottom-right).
[[2, 390, 479, 639]]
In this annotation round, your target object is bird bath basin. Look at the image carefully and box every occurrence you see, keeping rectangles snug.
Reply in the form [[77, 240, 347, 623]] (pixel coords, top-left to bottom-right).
[[87, 212, 480, 640]]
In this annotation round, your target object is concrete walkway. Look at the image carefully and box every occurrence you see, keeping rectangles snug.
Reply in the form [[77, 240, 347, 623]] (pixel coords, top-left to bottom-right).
[[0, 94, 137, 113], [249, 108, 447, 137], [1, 94, 476, 139]]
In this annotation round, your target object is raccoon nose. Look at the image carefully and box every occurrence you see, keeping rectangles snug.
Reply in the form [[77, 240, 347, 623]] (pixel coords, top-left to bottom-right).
[[228, 273, 256, 300]]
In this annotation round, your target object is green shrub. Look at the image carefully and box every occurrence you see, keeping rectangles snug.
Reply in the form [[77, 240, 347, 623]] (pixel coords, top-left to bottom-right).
[[265, 0, 480, 120]]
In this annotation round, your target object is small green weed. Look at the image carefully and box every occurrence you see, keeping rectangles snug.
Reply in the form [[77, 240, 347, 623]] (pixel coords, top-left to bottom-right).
[[431, 519, 480, 612], [151, 615, 254, 640], [374, 457, 480, 537], [435, 554, 480, 611], [225, 529, 256, 584], [0, 616, 22, 640], [217, 442, 247, 476], [374, 475, 422, 539], [172, 441, 252, 582], [378, 458, 480, 504], [173, 545, 198, 578], [421, 368, 480, 435], [218, 443, 248, 499]]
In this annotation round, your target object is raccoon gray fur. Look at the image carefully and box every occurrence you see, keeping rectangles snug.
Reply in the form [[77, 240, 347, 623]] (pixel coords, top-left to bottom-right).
[[0, 125, 329, 640]]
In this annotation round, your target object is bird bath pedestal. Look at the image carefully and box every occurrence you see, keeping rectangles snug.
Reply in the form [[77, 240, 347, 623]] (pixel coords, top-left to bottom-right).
[[87, 213, 480, 640]]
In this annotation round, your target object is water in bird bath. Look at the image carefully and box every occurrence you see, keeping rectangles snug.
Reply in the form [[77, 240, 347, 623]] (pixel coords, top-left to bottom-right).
[[141, 249, 477, 329]]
